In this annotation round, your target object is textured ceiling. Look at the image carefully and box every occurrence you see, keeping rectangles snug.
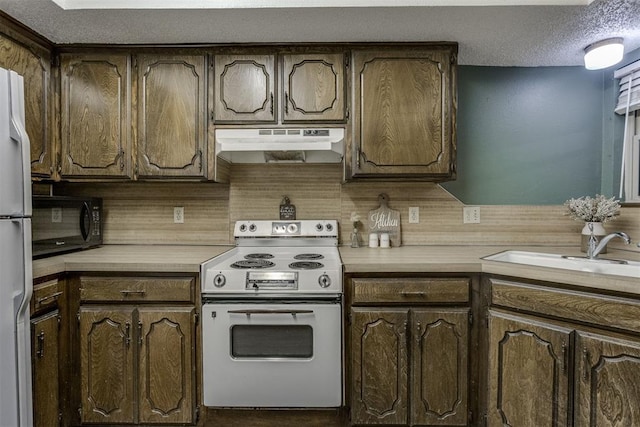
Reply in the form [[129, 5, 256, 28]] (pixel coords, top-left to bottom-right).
[[0, 0, 638, 66]]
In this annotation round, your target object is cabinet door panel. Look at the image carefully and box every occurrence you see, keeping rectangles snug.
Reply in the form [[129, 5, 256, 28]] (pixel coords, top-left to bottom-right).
[[282, 53, 345, 122], [0, 34, 52, 178], [137, 55, 206, 178], [31, 310, 60, 427], [351, 48, 456, 179], [79, 307, 135, 424], [576, 331, 640, 427], [138, 307, 194, 424], [61, 54, 132, 178], [214, 54, 276, 122], [412, 309, 469, 426], [487, 310, 571, 427], [350, 308, 408, 425]]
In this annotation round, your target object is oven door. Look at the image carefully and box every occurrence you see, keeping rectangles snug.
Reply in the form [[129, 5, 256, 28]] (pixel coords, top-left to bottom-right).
[[201, 299, 343, 408]]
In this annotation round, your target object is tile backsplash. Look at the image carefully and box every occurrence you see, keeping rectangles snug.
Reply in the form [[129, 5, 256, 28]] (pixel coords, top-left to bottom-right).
[[55, 164, 640, 251]]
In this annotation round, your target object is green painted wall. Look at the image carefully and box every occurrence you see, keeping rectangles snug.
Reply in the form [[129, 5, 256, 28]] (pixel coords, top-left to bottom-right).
[[442, 65, 605, 205]]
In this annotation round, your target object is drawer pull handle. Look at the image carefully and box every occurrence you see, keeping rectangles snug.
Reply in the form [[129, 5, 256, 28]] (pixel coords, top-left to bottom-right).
[[120, 290, 146, 296], [400, 291, 427, 297], [37, 291, 63, 305]]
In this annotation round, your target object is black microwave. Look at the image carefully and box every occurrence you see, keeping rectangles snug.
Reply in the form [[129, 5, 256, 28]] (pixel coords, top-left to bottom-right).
[[32, 196, 103, 258]]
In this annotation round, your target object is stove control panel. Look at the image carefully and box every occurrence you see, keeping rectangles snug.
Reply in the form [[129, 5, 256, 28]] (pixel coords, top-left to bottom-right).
[[234, 220, 339, 238]]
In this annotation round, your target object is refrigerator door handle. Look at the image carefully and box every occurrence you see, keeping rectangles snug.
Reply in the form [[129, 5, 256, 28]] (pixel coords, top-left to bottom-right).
[[9, 72, 32, 216]]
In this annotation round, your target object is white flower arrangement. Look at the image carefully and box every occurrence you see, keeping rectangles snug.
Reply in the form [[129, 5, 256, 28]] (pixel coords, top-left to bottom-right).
[[350, 211, 361, 229], [564, 194, 621, 223]]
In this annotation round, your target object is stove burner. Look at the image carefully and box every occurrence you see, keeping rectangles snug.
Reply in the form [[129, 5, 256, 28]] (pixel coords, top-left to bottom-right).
[[293, 253, 325, 260], [289, 261, 324, 270], [244, 253, 274, 260], [231, 260, 275, 269]]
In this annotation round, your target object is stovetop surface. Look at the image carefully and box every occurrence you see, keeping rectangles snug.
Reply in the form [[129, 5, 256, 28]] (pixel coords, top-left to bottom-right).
[[201, 220, 343, 295]]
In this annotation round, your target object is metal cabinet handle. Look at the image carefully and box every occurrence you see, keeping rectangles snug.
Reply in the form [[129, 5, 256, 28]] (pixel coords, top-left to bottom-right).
[[138, 321, 143, 346], [228, 309, 313, 316], [37, 291, 63, 306], [415, 322, 422, 344], [400, 291, 427, 297], [120, 290, 146, 296], [561, 342, 568, 374], [36, 331, 45, 358], [125, 322, 131, 347], [269, 92, 274, 115], [285, 92, 289, 114], [583, 348, 590, 380]]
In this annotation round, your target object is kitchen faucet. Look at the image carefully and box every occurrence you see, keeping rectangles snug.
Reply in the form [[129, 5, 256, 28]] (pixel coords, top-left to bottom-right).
[[587, 228, 632, 259]]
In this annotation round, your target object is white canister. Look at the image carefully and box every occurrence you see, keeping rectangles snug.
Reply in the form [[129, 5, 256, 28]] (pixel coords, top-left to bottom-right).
[[368, 233, 379, 248], [379, 233, 390, 248]]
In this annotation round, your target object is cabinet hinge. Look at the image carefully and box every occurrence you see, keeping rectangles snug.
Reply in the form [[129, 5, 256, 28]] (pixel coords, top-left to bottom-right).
[[347, 312, 352, 325], [195, 310, 200, 325], [345, 52, 350, 68], [77, 309, 81, 323], [346, 108, 350, 121], [132, 56, 137, 69], [468, 312, 473, 325], [210, 110, 215, 122], [77, 407, 82, 418], [195, 406, 201, 422]]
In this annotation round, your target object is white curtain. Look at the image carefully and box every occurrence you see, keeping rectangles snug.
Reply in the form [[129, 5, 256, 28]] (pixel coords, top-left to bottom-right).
[[615, 59, 640, 200]]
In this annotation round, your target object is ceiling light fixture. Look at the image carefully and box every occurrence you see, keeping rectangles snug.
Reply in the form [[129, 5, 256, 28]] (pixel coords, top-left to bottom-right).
[[584, 37, 624, 70]]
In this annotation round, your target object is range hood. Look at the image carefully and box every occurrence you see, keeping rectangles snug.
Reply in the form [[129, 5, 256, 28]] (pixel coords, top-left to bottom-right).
[[215, 128, 345, 163]]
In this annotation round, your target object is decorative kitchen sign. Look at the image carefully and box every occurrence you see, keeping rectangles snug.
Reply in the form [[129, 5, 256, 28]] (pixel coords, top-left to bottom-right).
[[279, 196, 296, 220], [368, 193, 401, 247]]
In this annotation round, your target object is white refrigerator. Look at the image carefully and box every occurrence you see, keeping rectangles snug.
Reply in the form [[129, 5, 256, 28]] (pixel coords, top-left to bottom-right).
[[0, 66, 34, 427]]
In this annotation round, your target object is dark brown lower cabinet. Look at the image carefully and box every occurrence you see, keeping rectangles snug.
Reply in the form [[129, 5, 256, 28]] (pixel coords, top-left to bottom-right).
[[487, 310, 571, 426], [79, 306, 195, 424], [32, 310, 61, 427], [487, 277, 640, 427], [351, 308, 469, 426], [575, 331, 640, 426]]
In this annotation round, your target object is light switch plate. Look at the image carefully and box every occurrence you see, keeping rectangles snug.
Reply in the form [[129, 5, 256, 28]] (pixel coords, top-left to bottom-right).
[[409, 207, 419, 224], [463, 206, 480, 224], [174, 207, 184, 224]]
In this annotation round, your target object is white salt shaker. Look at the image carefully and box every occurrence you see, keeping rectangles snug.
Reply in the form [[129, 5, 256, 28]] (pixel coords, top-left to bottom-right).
[[379, 233, 390, 248], [368, 233, 379, 248]]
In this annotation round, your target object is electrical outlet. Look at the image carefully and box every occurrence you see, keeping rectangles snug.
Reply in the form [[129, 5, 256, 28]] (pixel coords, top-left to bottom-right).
[[174, 207, 184, 224], [51, 207, 62, 223], [463, 206, 481, 224], [408, 207, 419, 224]]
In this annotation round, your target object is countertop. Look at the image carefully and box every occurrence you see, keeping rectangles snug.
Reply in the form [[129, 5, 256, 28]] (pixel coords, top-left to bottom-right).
[[33, 244, 640, 296]]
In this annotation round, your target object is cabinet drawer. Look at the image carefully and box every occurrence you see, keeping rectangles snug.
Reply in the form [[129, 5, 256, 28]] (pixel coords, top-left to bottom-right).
[[31, 279, 63, 314], [80, 276, 195, 303], [490, 278, 640, 334], [352, 278, 469, 304]]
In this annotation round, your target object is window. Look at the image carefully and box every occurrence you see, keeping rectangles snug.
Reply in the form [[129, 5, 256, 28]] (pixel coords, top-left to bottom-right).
[[615, 60, 640, 202]]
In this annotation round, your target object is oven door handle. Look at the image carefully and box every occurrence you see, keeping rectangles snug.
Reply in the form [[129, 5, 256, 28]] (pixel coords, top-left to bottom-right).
[[227, 309, 314, 316]]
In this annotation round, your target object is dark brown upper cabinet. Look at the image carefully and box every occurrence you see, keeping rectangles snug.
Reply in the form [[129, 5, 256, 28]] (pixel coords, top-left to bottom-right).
[[60, 54, 132, 179], [0, 33, 54, 179], [213, 52, 346, 124], [348, 45, 457, 181], [136, 54, 207, 179]]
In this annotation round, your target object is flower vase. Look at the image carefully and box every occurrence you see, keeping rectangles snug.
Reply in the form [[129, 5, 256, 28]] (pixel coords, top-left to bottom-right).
[[350, 228, 360, 248], [581, 221, 607, 253]]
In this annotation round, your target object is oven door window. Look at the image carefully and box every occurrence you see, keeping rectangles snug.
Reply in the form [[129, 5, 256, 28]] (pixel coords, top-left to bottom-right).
[[231, 325, 313, 359]]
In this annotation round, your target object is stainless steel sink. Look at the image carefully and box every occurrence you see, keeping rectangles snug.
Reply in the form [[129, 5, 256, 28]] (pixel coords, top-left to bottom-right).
[[483, 250, 640, 279]]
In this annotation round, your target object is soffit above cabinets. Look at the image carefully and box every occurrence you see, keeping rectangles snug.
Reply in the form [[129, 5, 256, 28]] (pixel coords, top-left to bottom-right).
[[0, 0, 638, 67]]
